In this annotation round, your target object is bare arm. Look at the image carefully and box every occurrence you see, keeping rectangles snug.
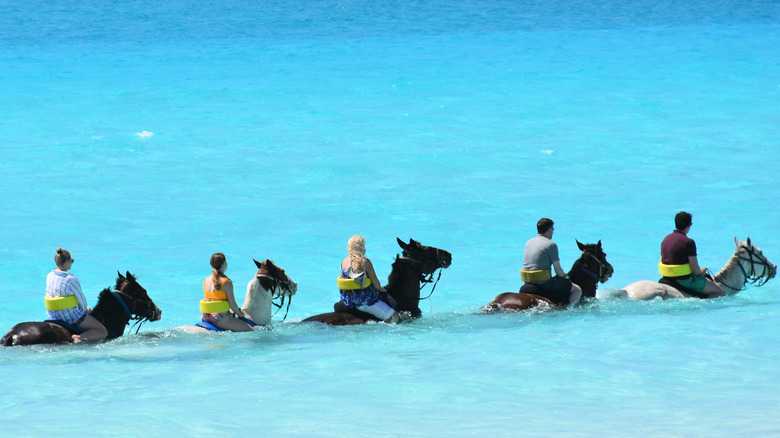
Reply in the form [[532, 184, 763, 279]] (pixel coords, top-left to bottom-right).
[[688, 255, 704, 276], [364, 259, 386, 293], [222, 280, 245, 317], [552, 260, 567, 278]]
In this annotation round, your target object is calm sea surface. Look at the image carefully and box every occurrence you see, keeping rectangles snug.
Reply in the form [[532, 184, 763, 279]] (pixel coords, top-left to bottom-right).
[[1, 1, 779, 436]]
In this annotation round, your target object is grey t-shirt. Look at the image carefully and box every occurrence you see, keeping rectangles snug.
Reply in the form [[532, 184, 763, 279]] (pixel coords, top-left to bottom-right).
[[523, 235, 560, 271]]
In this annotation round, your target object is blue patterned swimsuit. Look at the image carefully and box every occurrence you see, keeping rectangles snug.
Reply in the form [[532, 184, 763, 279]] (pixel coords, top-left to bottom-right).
[[339, 268, 380, 308]]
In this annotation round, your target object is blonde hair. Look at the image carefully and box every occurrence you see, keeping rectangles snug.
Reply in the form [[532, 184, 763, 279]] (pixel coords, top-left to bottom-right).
[[347, 235, 367, 270], [210, 252, 229, 290], [54, 248, 72, 268]]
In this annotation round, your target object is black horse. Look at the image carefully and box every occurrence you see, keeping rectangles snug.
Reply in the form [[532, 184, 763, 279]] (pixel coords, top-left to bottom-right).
[[302, 238, 452, 325], [2, 271, 162, 346], [487, 240, 613, 312]]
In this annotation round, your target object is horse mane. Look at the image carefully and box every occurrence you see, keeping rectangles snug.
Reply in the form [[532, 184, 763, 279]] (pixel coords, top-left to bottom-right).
[[713, 246, 741, 283]]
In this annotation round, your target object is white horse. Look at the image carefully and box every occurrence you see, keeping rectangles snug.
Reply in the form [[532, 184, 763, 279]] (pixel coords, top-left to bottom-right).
[[177, 259, 297, 333], [240, 259, 297, 326], [621, 237, 776, 300]]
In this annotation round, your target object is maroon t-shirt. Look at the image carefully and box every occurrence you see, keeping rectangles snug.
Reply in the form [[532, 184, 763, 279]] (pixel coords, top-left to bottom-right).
[[661, 230, 697, 265]]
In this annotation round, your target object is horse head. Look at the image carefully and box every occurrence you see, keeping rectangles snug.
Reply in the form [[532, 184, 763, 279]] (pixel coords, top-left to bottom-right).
[[115, 271, 162, 322], [253, 259, 298, 297], [396, 237, 452, 273], [575, 240, 613, 283], [732, 237, 776, 285], [388, 238, 452, 316]]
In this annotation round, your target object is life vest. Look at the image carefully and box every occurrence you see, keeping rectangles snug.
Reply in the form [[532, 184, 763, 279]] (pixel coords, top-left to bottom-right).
[[337, 276, 372, 290], [520, 269, 552, 283], [658, 262, 692, 277], [201, 277, 230, 313], [44, 294, 78, 311]]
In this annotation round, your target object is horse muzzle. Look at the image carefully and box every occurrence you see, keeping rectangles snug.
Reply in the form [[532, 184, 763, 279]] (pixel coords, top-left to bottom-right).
[[149, 306, 163, 322]]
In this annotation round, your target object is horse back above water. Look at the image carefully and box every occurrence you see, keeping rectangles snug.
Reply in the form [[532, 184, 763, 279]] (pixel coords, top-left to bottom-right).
[[1, 271, 161, 347], [486, 240, 614, 312], [621, 237, 776, 300], [302, 238, 453, 325]]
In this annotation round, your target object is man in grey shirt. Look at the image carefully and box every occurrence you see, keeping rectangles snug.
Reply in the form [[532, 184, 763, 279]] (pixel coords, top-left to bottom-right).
[[521, 218, 582, 305]]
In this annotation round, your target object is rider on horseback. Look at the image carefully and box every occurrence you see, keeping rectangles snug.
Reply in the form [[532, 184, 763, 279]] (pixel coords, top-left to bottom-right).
[[45, 248, 108, 343], [660, 212, 725, 298], [521, 218, 583, 306]]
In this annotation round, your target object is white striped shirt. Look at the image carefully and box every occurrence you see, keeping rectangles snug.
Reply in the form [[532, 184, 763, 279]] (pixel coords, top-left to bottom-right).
[[46, 269, 87, 324]]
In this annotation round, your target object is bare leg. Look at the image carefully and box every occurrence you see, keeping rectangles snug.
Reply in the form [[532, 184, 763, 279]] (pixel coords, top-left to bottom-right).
[[73, 314, 108, 343], [703, 279, 726, 298], [216, 315, 254, 332], [569, 283, 583, 305]]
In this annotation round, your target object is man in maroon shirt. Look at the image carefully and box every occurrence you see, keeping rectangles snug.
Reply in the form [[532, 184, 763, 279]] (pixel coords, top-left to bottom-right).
[[660, 211, 725, 298]]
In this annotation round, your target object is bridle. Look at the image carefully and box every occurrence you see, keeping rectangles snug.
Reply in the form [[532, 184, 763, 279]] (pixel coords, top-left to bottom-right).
[[403, 247, 449, 301], [111, 285, 156, 335], [578, 249, 611, 283], [257, 270, 295, 321], [718, 244, 776, 292]]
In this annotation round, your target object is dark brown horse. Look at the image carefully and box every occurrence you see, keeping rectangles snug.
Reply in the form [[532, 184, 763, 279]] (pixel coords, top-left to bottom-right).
[[1, 271, 162, 346], [487, 240, 613, 312], [302, 238, 452, 325]]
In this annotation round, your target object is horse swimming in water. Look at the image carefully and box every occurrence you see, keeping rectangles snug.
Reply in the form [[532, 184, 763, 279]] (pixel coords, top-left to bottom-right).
[[1, 271, 161, 346], [486, 240, 613, 312], [302, 238, 452, 325], [177, 258, 297, 333], [621, 237, 776, 300]]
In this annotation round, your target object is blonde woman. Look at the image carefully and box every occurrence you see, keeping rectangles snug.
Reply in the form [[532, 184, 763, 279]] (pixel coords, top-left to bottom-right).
[[202, 253, 253, 332], [339, 235, 400, 323], [45, 248, 108, 343]]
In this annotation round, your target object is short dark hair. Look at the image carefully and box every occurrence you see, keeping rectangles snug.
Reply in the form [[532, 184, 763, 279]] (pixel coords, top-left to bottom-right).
[[537, 218, 554, 234], [675, 211, 692, 230]]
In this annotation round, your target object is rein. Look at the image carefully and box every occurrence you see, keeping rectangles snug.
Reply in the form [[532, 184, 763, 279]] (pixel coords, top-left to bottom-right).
[[402, 247, 448, 301], [718, 245, 775, 292], [110, 289, 151, 335], [257, 273, 293, 321], [577, 252, 608, 281]]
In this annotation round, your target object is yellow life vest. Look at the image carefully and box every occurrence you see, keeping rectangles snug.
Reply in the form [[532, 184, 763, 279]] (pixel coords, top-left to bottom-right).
[[44, 294, 78, 311], [202, 277, 230, 313], [520, 269, 552, 283], [200, 299, 230, 314], [658, 262, 692, 277], [337, 276, 372, 290]]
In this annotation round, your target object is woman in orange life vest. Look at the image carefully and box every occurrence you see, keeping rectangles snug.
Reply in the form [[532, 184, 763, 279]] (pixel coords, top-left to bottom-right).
[[201, 253, 254, 331]]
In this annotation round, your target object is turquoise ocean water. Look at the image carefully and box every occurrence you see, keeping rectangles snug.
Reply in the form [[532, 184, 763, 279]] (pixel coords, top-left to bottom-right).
[[2, 1, 779, 436]]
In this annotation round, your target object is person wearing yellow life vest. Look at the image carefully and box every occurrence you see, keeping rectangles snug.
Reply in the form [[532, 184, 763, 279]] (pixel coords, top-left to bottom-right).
[[45, 248, 108, 343], [201, 253, 254, 331], [338, 235, 401, 323], [520, 218, 582, 306], [660, 211, 725, 298]]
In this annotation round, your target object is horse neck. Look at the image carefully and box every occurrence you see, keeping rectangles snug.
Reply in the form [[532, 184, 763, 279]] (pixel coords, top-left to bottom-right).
[[713, 251, 745, 295], [241, 278, 272, 326], [568, 258, 598, 298], [90, 289, 131, 339], [385, 259, 420, 312]]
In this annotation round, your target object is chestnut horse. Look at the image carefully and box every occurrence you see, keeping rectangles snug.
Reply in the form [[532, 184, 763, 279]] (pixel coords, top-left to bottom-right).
[[621, 237, 776, 299], [486, 240, 613, 312], [1, 271, 162, 346], [302, 238, 452, 325]]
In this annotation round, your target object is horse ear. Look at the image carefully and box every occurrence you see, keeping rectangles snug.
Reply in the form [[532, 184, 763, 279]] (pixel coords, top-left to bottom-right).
[[253, 259, 263, 269], [397, 237, 408, 250], [117, 270, 125, 280], [746, 237, 752, 246], [576, 240, 585, 251], [597, 240, 602, 248], [734, 236, 740, 247], [409, 238, 420, 247], [125, 271, 135, 281]]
